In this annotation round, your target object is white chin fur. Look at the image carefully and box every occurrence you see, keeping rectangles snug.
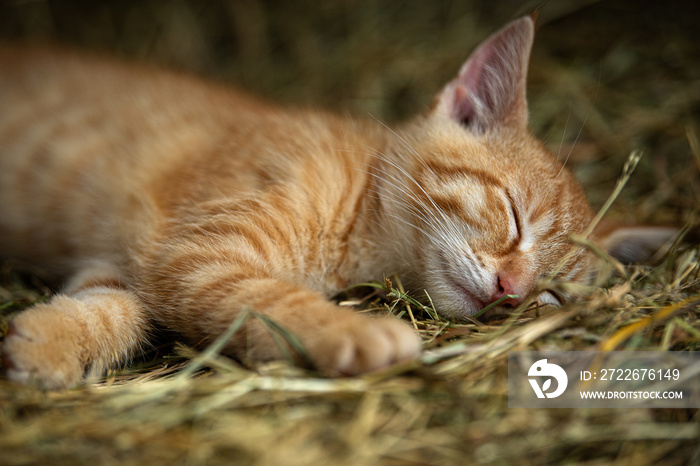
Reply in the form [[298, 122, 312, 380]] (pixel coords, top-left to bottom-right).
[[430, 285, 485, 320], [434, 289, 562, 322]]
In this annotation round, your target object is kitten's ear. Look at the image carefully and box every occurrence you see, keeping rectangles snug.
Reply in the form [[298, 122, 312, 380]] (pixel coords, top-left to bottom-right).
[[434, 15, 534, 133], [594, 221, 679, 264]]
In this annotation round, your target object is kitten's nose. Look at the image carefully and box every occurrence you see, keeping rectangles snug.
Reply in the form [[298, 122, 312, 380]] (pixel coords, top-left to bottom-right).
[[490, 274, 523, 308]]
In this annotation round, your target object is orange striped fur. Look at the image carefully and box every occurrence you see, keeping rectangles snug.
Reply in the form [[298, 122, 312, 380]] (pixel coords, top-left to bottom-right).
[[0, 17, 673, 389]]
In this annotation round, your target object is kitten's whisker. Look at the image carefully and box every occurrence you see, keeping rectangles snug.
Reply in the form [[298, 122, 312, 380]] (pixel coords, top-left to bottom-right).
[[361, 168, 434, 221], [368, 151, 462, 237], [363, 187, 440, 232], [555, 102, 572, 164], [555, 78, 600, 179], [367, 115, 423, 160], [359, 158, 460, 240]]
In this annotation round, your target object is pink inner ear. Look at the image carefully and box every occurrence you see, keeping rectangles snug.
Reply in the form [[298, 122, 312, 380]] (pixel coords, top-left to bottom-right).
[[436, 16, 534, 133], [451, 48, 490, 125], [451, 84, 472, 124]]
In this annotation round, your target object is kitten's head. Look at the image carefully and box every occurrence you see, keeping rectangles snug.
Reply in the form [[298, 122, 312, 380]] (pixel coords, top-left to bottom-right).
[[378, 16, 675, 320]]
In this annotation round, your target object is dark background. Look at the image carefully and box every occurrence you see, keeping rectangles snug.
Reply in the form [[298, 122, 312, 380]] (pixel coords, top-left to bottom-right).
[[1, 0, 698, 221]]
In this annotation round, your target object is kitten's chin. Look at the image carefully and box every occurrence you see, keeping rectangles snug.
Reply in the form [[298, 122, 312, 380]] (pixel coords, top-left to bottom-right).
[[435, 285, 563, 322], [477, 291, 563, 320], [432, 280, 487, 321]]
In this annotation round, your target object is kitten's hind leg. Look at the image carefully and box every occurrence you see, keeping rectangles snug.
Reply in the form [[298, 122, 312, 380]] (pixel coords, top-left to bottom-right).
[[2, 263, 151, 390]]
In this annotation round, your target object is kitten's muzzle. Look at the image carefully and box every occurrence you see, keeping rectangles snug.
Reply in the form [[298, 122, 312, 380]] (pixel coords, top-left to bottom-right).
[[488, 273, 524, 308]]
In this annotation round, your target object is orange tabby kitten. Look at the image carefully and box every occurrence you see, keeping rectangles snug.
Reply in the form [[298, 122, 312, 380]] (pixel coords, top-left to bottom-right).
[[0, 16, 673, 389]]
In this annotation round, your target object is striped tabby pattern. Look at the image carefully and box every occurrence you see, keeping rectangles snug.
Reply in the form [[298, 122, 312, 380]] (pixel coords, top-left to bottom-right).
[[0, 17, 670, 389]]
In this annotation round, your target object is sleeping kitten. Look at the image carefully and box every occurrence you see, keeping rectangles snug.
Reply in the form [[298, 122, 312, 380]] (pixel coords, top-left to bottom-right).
[[0, 16, 673, 389]]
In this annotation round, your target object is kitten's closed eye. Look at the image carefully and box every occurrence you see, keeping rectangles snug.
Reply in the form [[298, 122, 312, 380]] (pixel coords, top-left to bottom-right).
[[507, 194, 522, 244]]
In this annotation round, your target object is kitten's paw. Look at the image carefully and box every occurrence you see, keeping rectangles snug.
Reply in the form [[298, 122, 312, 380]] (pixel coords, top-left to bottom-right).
[[2, 301, 86, 390], [308, 316, 421, 376]]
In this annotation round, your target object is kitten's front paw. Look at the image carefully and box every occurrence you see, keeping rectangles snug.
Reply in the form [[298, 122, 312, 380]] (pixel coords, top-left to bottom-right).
[[2, 301, 85, 390], [308, 316, 421, 376]]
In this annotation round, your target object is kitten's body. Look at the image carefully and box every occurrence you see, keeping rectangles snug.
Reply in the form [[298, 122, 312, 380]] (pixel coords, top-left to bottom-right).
[[0, 44, 385, 289], [0, 17, 670, 389]]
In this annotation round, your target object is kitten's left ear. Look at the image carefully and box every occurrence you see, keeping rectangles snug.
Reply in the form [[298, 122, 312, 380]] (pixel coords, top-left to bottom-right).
[[593, 222, 679, 264], [434, 15, 534, 133]]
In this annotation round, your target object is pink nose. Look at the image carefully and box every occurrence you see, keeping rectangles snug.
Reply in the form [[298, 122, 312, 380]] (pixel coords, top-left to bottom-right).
[[490, 274, 523, 308]]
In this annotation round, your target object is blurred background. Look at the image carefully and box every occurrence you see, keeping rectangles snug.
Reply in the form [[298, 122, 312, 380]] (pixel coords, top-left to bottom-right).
[[1, 0, 698, 223]]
